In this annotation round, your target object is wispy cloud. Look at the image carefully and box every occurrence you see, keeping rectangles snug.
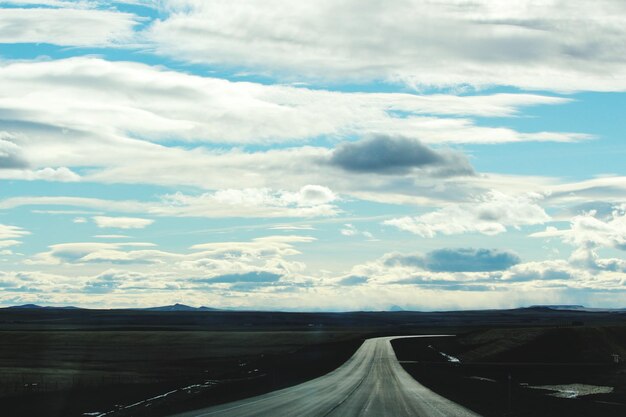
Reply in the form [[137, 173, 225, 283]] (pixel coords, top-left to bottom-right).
[[0, 223, 29, 248], [385, 191, 550, 237], [92, 216, 154, 229], [0, 0, 624, 309], [149, 0, 626, 92], [0, 5, 142, 46]]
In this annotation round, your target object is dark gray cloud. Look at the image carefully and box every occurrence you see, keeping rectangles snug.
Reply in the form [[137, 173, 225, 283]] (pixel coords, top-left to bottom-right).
[[338, 275, 368, 286], [385, 248, 520, 272], [424, 248, 520, 272], [0, 137, 28, 169], [204, 271, 282, 283], [329, 135, 474, 176]]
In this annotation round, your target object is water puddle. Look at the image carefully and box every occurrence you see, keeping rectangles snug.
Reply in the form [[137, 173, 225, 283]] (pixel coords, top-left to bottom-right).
[[467, 376, 496, 383], [523, 383, 614, 399], [428, 345, 460, 363]]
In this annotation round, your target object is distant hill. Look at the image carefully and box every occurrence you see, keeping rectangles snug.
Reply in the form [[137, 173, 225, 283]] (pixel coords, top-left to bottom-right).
[[3, 304, 81, 310], [2, 303, 622, 313], [5, 304, 42, 309], [530, 305, 626, 312], [1, 303, 220, 311], [143, 303, 220, 312]]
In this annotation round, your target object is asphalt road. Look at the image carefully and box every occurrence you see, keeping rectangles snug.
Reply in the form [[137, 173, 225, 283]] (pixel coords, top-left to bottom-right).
[[172, 335, 481, 417]]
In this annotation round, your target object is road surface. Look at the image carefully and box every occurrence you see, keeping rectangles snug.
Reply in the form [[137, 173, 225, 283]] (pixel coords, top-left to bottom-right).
[[172, 335, 481, 417]]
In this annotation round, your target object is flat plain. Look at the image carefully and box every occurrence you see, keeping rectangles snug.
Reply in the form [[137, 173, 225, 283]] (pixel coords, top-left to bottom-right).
[[0, 306, 623, 416]]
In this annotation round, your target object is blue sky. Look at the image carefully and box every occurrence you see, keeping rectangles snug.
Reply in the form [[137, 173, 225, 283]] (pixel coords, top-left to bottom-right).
[[0, 0, 625, 310]]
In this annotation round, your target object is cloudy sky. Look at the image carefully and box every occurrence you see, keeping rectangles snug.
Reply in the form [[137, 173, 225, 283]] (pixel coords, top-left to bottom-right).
[[0, 0, 625, 310]]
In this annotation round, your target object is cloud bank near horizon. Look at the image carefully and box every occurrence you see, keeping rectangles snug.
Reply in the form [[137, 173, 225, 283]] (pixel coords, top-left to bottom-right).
[[0, 1, 624, 310]]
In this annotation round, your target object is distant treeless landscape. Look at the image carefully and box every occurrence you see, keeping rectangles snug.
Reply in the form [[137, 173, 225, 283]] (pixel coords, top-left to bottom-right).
[[1, 1, 625, 416], [0, 306, 623, 416]]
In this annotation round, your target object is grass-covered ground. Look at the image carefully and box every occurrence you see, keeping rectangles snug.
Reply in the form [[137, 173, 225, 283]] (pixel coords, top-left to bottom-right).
[[393, 326, 626, 417], [0, 330, 368, 416], [0, 306, 623, 416]]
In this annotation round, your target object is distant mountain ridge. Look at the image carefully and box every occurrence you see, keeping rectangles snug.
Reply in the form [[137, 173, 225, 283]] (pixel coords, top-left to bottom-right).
[[531, 305, 585, 310], [5, 304, 81, 310], [1, 303, 220, 311], [1, 303, 623, 312], [143, 303, 220, 312], [529, 305, 626, 312]]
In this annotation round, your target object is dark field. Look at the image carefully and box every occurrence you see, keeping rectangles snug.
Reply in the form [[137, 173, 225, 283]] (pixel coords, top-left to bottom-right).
[[0, 306, 624, 416], [393, 326, 626, 417], [0, 330, 367, 417]]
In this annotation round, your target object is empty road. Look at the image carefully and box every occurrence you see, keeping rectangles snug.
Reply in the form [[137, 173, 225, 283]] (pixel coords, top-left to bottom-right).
[[172, 335, 481, 417]]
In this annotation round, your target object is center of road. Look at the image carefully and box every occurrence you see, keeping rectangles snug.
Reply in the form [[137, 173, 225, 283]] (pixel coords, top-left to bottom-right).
[[172, 335, 481, 417]]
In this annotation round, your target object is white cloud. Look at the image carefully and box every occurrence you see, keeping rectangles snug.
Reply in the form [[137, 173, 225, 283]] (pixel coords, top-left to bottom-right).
[[503, 260, 576, 282], [340, 224, 377, 241], [24, 235, 315, 293], [531, 207, 626, 250], [0, 170, 561, 220], [3, 240, 625, 310], [31, 167, 80, 181], [0, 224, 29, 248], [531, 206, 626, 273], [0, 185, 340, 219], [27, 236, 314, 270], [7, 164, 612, 234], [182, 236, 315, 280], [0, 224, 28, 240], [0, 6, 141, 46], [290, 185, 336, 206], [157, 186, 339, 218], [189, 235, 315, 254], [0, 167, 80, 182], [268, 225, 315, 231], [502, 259, 626, 293], [336, 250, 625, 295], [0, 1, 97, 7], [1, 2, 624, 313], [340, 224, 357, 236], [149, 0, 626, 92], [0, 57, 587, 204], [27, 242, 164, 265], [0, 196, 147, 213], [385, 191, 550, 237], [546, 176, 626, 207], [92, 216, 154, 229], [0, 239, 20, 248], [0, 58, 583, 152]]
